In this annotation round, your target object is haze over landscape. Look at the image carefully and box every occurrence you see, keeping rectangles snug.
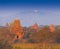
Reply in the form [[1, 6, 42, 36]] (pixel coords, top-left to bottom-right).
[[0, 0, 60, 49], [0, 0, 60, 26]]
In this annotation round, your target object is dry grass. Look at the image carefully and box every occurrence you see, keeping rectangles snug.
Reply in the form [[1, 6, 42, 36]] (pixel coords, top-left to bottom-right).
[[13, 43, 60, 49]]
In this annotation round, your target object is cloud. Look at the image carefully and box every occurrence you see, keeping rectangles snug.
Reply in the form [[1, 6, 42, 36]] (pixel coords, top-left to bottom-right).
[[34, 10, 39, 13]]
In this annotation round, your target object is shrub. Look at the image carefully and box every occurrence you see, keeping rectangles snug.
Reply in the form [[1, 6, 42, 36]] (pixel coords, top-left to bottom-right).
[[0, 40, 13, 49]]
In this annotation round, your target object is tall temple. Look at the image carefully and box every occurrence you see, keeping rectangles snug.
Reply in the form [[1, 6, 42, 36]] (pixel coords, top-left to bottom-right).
[[10, 19, 23, 40]]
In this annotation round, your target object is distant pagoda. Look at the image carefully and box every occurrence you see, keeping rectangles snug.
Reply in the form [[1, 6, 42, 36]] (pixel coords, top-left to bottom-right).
[[30, 23, 40, 32], [49, 24, 55, 32]]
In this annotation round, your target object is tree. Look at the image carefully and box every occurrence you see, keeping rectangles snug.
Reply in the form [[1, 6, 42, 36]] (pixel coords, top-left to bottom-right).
[[54, 29, 60, 43], [0, 39, 13, 49], [28, 26, 56, 43], [56, 25, 60, 30]]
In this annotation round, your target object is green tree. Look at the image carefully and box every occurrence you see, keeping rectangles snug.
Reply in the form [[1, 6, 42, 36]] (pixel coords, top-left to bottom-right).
[[56, 25, 60, 30]]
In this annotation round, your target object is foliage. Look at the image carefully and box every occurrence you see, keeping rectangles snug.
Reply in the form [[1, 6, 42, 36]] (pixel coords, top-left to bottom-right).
[[1, 25, 60, 43], [0, 40, 13, 49]]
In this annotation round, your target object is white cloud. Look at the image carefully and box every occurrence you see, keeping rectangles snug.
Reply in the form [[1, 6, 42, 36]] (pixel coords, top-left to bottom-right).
[[34, 10, 39, 13]]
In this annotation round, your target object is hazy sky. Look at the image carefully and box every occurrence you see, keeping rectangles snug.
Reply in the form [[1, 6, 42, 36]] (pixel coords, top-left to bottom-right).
[[0, 0, 60, 26]]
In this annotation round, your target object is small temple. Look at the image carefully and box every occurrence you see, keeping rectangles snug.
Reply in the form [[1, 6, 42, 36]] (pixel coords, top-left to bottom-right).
[[49, 24, 55, 32], [30, 23, 40, 32]]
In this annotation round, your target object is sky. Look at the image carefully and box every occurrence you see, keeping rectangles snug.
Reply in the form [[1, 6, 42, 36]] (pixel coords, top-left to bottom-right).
[[0, 0, 60, 26]]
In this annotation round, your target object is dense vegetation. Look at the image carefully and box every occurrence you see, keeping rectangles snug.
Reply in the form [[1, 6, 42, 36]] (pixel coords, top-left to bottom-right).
[[0, 25, 60, 44], [0, 39, 13, 49], [0, 25, 60, 49]]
